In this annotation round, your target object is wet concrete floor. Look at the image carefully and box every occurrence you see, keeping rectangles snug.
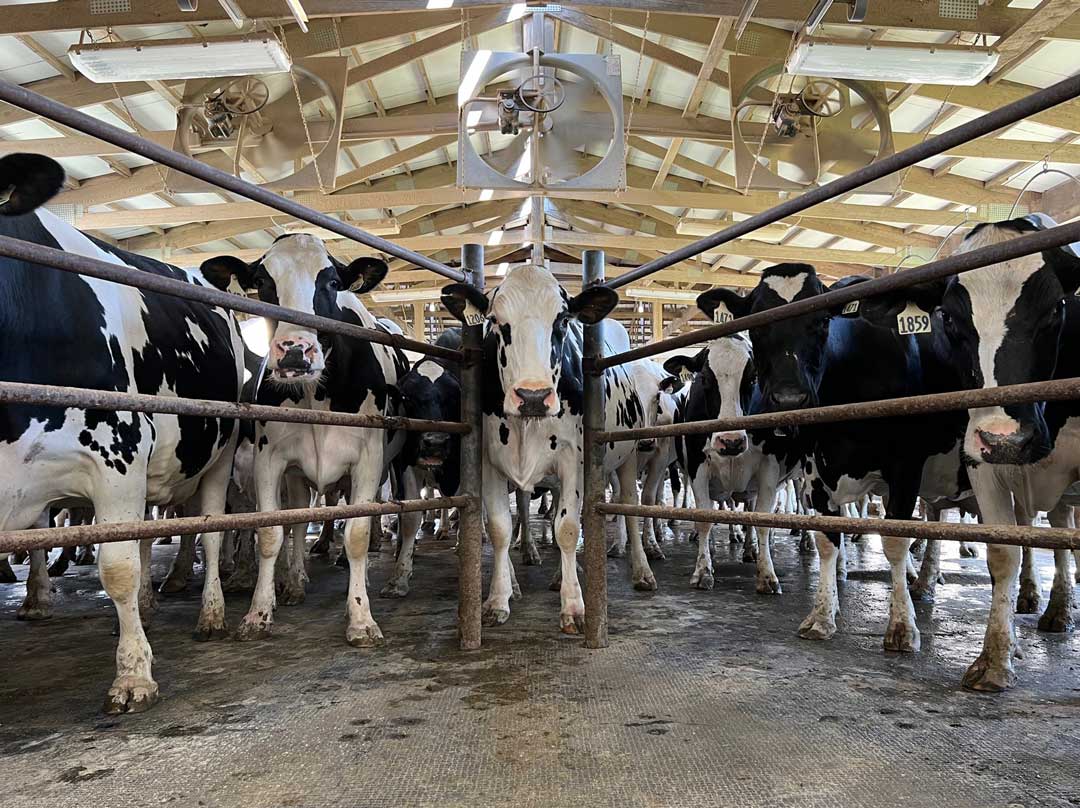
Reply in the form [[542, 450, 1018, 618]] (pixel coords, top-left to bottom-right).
[[0, 515, 1078, 808]]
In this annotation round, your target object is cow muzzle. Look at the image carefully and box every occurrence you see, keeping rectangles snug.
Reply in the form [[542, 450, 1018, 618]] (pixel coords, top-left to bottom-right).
[[509, 385, 558, 418], [418, 432, 450, 467], [637, 439, 657, 453], [971, 418, 1035, 465], [766, 387, 810, 412], [270, 335, 320, 381], [711, 431, 747, 457]]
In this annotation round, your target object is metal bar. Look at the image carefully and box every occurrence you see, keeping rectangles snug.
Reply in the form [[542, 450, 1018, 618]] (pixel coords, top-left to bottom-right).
[[457, 243, 485, 651], [0, 380, 469, 434], [597, 503, 1080, 552], [596, 377, 1080, 444], [598, 218, 1080, 369], [0, 79, 464, 282], [581, 248, 609, 649], [0, 496, 471, 554], [0, 235, 461, 362], [605, 71, 1080, 289]]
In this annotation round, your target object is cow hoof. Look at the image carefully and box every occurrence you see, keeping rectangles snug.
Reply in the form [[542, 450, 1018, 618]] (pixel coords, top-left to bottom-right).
[[909, 584, 936, 603], [883, 622, 921, 653], [335, 552, 349, 569], [607, 544, 626, 559], [280, 585, 306, 607], [1016, 588, 1041, 615], [798, 533, 814, 553], [742, 548, 758, 563], [756, 573, 781, 595], [0, 564, 16, 584], [346, 624, 385, 648], [16, 604, 52, 621], [633, 572, 657, 592], [798, 615, 836, 641], [1037, 606, 1075, 633], [47, 560, 69, 577], [103, 678, 159, 715], [644, 544, 666, 562], [959, 543, 979, 558], [547, 573, 562, 592], [155, 536, 173, 546], [510, 580, 522, 600], [159, 576, 188, 596], [523, 545, 542, 567], [420, 521, 437, 536], [435, 528, 454, 542], [560, 613, 585, 635], [193, 622, 229, 642], [962, 654, 1016, 692], [690, 571, 714, 591], [379, 580, 410, 599], [482, 607, 510, 627], [234, 617, 272, 642]]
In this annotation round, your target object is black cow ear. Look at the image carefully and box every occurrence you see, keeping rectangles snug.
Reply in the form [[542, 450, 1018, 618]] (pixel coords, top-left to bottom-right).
[[663, 353, 706, 380], [0, 153, 65, 217], [696, 288, 749, 323], [568, 286, 619, 324], [441, 282, 489, 324], [339, 257, 388, 294], [658, 375, 681, 394], [201, 255, 253, 291], [832, 275, 948, 326], [1049, 247, 1080, 296]]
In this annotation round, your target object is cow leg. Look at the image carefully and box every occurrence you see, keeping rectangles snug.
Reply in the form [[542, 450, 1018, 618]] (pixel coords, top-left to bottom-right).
[[47, 545, 74, 578], [219, 529, 235, 577], [189, 446, 232, 640], [1016, 546, 1042, 615], [618, 459, 655, 592], [138, 539, 157, 618], [434, 508, 453, 541], [689, 469, 715, 590], [1038, 502, 1076, 633], [343, 451, 386, 647], [882, 533, 920, 652], [516, 488, 541, 567], [280, 476, 311, 606], [739, 500, 757, 563], [0, 555, 16, 583], [639, 454, 666, 561], [1074, 548, 1080, 584], [962, 481, 1021, 692], [553, 461, 584, 635], [382, 467, 423, 598], [911, 503, 944, 603], [482, 470, 515, 626], [235, 452, 286, 641], [17, 548, 52, 620], [799, 532, 841, 640], [223, 529, 257, 592], [754, 475, 781, 595], [159, 532, 198, 594]]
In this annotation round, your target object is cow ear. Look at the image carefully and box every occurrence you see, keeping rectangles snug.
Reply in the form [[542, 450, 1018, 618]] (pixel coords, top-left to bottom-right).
[[658, 375, 681, 394], [200, 255, 253, 291], [663, 353, 706, 380], [834, 276, 948, 326], [339, 257, 388, 294], [568, 286, 619, 324], [1048, 245, 1080, 296], [696, 288, 750, 323], [441, 282, 489, 324], [0, 153, 65, 217]]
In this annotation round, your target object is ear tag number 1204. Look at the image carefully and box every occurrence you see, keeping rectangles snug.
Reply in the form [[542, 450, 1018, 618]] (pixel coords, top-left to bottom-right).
[[463, 301, 485, 327]]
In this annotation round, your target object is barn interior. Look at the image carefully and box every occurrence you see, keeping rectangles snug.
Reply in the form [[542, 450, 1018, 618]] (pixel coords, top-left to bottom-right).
[[1, 1, 1080, 806]]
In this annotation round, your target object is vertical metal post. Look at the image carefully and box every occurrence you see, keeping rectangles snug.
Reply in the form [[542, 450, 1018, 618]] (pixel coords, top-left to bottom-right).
[[458, 243, 485, 650], [581, 249, 609, 649]]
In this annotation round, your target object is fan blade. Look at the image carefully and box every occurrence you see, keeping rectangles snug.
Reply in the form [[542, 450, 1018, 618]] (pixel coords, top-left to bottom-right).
[[537, 126, 579, 183], [486, 131, 530, 178]]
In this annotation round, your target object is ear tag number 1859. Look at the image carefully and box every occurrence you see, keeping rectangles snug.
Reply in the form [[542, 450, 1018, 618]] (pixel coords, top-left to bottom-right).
[[897, 302, 932, 335], [462, 301, 485, 327]]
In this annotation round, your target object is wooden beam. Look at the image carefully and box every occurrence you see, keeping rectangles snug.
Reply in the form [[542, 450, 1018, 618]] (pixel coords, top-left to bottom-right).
[[15, 35, 76, 82], [335, 135, 457, 192], [652, 138, 684, 189], [53, 166, 164, 207], [682, 17, 733, 118], [912, 82, 1080, 136], [989, 0, 1080, 83]]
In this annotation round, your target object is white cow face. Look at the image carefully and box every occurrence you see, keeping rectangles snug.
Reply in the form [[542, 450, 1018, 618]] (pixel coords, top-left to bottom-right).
[[441, 266, 618, 418], [202, 235, 387, 385]]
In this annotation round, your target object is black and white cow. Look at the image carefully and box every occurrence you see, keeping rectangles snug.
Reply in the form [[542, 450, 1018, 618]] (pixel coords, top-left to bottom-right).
[[201, 236, 413, 647], [664, 292, 803, 594], [441, 265, 661, 631], [706, 263, 971, 656], [851, 214, 1080, 690], [0, 153, 245, 713]]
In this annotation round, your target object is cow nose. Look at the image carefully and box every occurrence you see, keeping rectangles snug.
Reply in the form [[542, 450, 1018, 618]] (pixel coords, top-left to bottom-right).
[[420, 432, 449, 451], [713, 435, 747, 456], [514, 387, 555, 417], [974, 427, 1033, 464], [278, 346, 310, 370], [768, 389, 809, 411], [637, 439, 656, 453]]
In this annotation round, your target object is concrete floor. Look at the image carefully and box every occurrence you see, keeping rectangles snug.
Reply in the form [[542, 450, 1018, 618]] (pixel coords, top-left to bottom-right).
[[1, 516, 1079, 808]]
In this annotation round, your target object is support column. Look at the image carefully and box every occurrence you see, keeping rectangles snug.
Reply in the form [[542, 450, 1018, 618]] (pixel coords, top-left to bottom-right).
[[457, 243, 485, 650], [581, 248, 609, 649]]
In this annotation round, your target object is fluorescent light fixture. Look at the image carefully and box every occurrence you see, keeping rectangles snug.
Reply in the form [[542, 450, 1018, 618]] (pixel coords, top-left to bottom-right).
[[426, 0, 455, 7], [217, 0, 247, 28], [69, 35, 291, 83], [283, 0, 309, 32], [786, 37, 998, 86], [625, 288, 702, 304], [370, 288, 444, 304]]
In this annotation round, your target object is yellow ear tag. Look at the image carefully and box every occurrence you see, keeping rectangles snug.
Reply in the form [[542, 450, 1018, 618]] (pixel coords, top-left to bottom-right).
[[462, 301, 485, 327], [896, 302, 932, 335]]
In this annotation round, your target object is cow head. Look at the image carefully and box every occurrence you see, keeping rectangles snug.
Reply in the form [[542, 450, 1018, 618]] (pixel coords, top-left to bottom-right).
[[0, 153, 65, 217], [397, 358, 461, 469], [201, 235, 387, 385], [441, 265, 618, 417], [851, 215, 1080, 465], [634, 367, 680, 453], [665, 295, 756, 457], [699, 264, 832, 414]]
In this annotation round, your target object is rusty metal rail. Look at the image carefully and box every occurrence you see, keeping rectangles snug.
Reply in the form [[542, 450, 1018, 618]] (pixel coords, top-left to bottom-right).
[[597, 217, 1080, 370], [0, 79, 464, 282], [0, 496, 471, 554], [0, 381, 470, 434], [605, 71, 1080, 289], [597, 503, 1080, 552], [595, 377, 1080, 444], [0, 235, 461, 363]]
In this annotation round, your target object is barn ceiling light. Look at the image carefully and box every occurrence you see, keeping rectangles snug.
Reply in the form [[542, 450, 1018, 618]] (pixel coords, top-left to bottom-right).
[[786, 37, 998, 86], [68, 35, 291, 83], [624, 288, 701, 303], [369, 288, 445, 304]]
